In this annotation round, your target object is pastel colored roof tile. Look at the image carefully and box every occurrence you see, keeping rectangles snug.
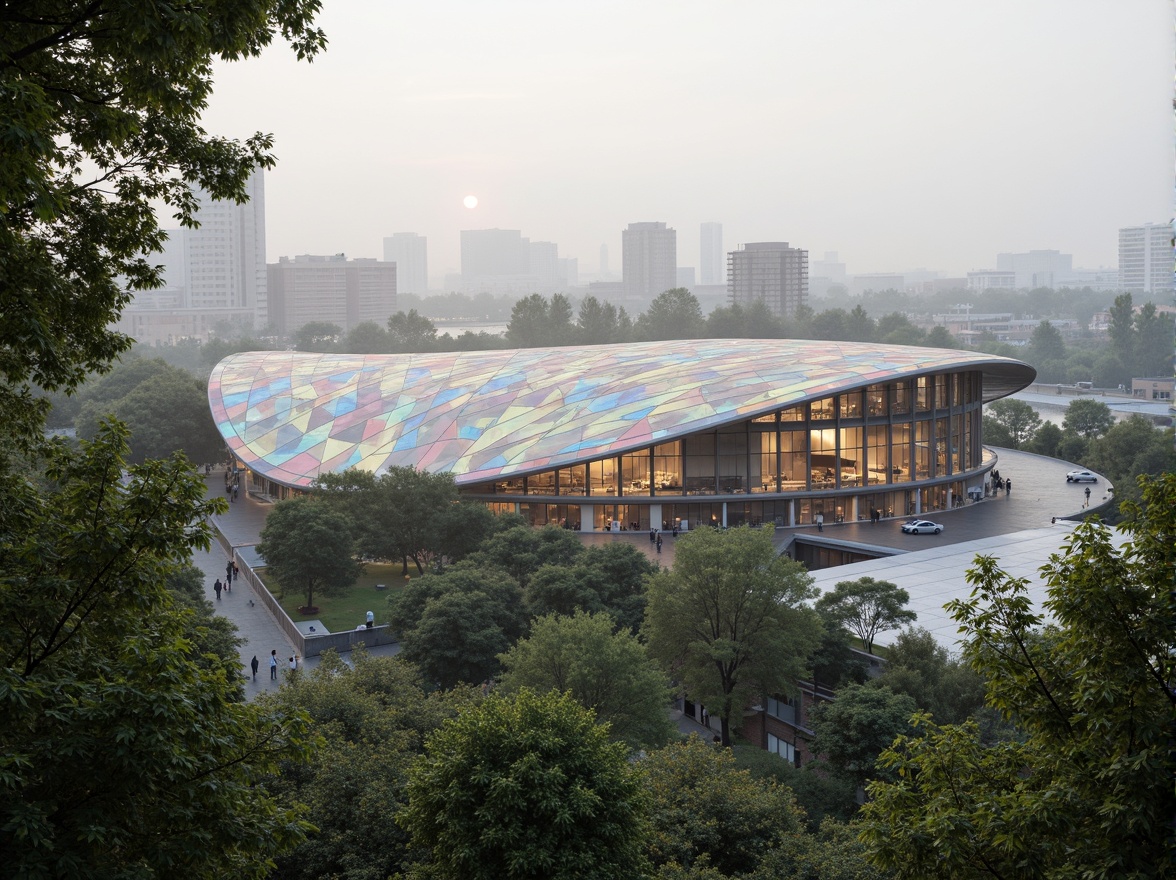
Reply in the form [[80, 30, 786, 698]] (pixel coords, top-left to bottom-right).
[[208, 339, 1034, 489]]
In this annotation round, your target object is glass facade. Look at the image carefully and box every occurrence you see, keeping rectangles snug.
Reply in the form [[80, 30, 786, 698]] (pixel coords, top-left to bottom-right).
[[471, 370, 989, 529]]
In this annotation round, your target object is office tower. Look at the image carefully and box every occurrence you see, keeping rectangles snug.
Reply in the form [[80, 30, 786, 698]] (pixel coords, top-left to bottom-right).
[[727, 242, 809, 318], [700, 222, 723, 285], [995, 250, 1073, 290], [383, 233, 428, 295], [461, 229, 529, 277], [1118, 223, 1173, 295], [184, 168, 267, 325], [622, 221, 677, 299], [266, 254, 397, 335]]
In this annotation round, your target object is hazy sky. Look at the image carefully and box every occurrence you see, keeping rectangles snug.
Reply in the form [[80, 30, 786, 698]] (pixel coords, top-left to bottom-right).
[[203, 1, 1172, 282]]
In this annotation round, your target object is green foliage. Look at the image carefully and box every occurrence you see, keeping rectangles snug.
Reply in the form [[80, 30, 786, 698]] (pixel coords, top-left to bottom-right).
[[577, 296, 632, 345], [387, 309, 440, 352], [76, 363, 224, 464], [314, 466, 473, 574], [1062, 398, 1115, 440], [265, 650, 476, 880], [343, 320, 391, 354], [523, 540, 656, 633], [814, 577, 916, 655], [637, 288, 705, 341], [0, 423, 317, 878], [506, 293, 575, 348], [643, 526, 822, 745], [257, 496, 361, 609], [859, 473, 1176, 879], [1081, 415, 1176, 512], [472, 524, 586, 588], [292, 321, 343, 352], [200, 336, 278, 370], [1024, 420, 1062, 457], [498, 611, 675, 751], [732, 745, 859, 832], [165, 563, 247, 686], [808, 684, 917, 789], [0, 0, 325, 439], [750, 818, 891, 880], [389, 565, 526, 688], [875, 627, 985, 726], [643, 737, 804, 876], [1027, 319, 1066, 367], [399, 688, 649, 879], [983, 398, 1042, 449]]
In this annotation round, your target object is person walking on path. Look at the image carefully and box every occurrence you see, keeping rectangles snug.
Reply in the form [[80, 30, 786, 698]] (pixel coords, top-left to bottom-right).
[[649, 527, 656, 544], [226, 561, 233, 583], [213, 578, 222, 601], [816, 513, 824, 532], [1005, 477, 1012, 494], [656, 534, 663, 554], [1084, 486, 1091, 507], [269, 650, 278, 681], [250, 655, 259, 680]]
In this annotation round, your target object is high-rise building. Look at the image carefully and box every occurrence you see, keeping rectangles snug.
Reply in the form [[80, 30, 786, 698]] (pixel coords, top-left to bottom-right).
[[266, 254, 397, 335], [461, 229, 529, 277], [727, 242, 808, 318], [184, 168, 267, 324], [1118, 223, 1173, 295], [622, 222, 677, 299], [383, 233, 428, 295], [995, 250, 1073, 290], [700, 222, 723, 285]]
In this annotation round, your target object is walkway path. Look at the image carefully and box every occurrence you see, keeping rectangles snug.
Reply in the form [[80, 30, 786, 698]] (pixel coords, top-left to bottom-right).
[[193, 470, 396, 700]]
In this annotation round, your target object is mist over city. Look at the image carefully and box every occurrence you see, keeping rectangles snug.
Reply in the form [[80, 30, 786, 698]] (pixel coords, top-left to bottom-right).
[[198, 0, 1171, 283]]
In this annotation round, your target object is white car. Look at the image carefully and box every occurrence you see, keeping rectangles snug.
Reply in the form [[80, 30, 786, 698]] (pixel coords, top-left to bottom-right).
[[1066, 470, 1098, 483], [901, 519, 943, 535]]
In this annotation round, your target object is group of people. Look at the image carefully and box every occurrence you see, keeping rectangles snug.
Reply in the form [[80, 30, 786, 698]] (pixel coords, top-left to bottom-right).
[[647, 527, 664, 553], [989, 468, 1012, 495], [212, 561, 240, 600], [247, 650, 298, 681], [224, 469, 240, 503]]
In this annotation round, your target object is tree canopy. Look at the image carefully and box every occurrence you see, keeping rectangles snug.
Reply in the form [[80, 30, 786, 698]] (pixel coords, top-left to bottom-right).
[[257, 496, 361, 610], [0, 424, 317, 878], [983, 399, 1042, 449], [1, 0, 325, 438], [643, 526, 822, 745], [497, 611, 675, 752], [814, 577, 916, 655], [859, 473, 1176, 879], [399, 688, 649, 880]]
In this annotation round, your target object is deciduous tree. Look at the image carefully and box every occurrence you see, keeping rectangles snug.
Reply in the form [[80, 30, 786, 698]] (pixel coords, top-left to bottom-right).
[[1062, 398, 1115, 440], [814, 577, 916, 655], [983, 398, 1041, 449], [0, 424, 317, 878], [643, 526, 822, 745], [809, 684, 917, 790], [636, 288, 704, 341], [498, 611, 675, 751], [859, 474, 1176, 879], [0, 0, 325, 439], [257, 496, 361, 610], [399, 688, 649, 879]]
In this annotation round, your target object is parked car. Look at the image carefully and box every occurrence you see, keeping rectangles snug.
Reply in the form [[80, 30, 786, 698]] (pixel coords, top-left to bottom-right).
[[901, 519, 944, 534], [1066, 470, 1098, 483]]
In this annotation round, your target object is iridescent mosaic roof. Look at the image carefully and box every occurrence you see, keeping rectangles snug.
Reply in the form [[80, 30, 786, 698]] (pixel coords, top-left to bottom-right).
[[208, 339, 1034, 488]]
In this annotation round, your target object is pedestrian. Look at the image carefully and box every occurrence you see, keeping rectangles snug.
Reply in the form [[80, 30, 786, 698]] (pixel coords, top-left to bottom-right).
[[289, 656, 298, 672], [1084, 486, 1091, 507], [213, 578, 222, 601], [232, 486, 238, 502], [649, 527, 656, 544], [250, 655, 259, 680], [269, 649, 278, 680], [1005, 477, 1012, 494], [672, 524, 678, 537], [233, 562, 240, 584], [226, 561, 233, 582], [816, 513, 824, 532], [656, 534, 663, 554]]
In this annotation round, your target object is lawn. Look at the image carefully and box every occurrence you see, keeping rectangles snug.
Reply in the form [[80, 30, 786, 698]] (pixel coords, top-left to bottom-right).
[[260, 562, 409, 633]]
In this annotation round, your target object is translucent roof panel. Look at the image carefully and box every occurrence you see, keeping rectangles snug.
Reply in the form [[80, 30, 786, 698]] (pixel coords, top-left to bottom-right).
[[208, 339, 1034, 489]]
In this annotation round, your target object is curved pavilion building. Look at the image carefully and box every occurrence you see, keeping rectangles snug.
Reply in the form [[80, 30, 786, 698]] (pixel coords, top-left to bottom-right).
[[208, 339, 1034, 531]]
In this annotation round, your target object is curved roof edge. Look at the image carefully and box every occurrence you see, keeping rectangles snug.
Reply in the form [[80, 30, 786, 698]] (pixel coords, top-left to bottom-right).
[[208, 339, 1035, 489]]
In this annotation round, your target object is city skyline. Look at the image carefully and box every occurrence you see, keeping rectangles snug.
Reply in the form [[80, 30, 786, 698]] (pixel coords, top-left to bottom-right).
[[198, 1, 1171, 284]]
